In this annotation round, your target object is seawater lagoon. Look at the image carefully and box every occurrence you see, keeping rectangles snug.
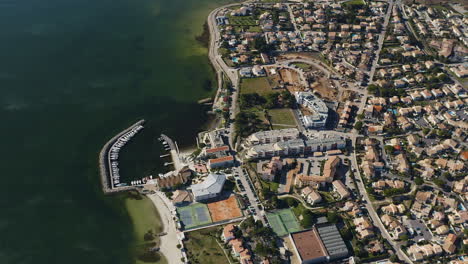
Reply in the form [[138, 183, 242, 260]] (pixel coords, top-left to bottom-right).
[[0, 0, 232, 263]]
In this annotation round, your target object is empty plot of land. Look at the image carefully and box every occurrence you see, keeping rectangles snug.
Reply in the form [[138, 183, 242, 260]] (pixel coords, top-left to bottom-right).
[[266, 208, 302, 237], [268, 108, 297, 129], [185, 226, 229, 264], [312, 77, 336, 101], [279, 68, 300, 85], [240, 77, 277, 95], [177, 203, 212, 229], [207, 195, 243, 222]]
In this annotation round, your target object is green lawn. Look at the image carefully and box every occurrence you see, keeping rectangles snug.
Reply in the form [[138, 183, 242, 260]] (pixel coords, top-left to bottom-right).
[[292, 62, 312, 71], [228, 16, 257, 26], [261, 179, 280, 193], [240, 77, 275, 95], [342, 0, 365, 6], [125, 195, 167, 264], [248, 26, 262, 32], [268, 108, 296, 128], [185, 227, 229, 264]]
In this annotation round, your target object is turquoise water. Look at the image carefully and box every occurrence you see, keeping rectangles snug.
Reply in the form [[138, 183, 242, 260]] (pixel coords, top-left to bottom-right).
[[0, 0, 232, 262]]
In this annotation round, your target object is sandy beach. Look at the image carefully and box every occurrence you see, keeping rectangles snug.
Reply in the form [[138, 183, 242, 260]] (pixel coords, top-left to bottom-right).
[[147, 192, 184, 264]]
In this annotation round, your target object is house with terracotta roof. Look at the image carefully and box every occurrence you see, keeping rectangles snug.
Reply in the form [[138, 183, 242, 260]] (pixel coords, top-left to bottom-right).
[[353, 217, 375, 239], [207, 155, 234, 169], [229, 238, 252, 263], [222, 224, 236, 242], [332, 180, 350, 200], [259, 157, 283, 181], [301, 186, 322, 205], [443, 233, 457, 254]]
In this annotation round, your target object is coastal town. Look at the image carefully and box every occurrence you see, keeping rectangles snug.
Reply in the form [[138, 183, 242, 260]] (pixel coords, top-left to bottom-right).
[[100, 0, 468, 264]]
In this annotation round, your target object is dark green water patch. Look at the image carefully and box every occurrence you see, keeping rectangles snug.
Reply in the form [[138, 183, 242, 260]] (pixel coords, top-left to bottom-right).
[[0, 0, 234, 263]]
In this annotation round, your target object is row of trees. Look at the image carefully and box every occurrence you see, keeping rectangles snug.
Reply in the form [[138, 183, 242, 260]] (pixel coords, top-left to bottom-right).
[[240, 91, 296, 110], [234, 111, 269, 138]]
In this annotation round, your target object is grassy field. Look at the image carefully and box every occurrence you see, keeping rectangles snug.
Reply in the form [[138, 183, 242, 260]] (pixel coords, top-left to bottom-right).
[[248, 26, 262, 32], [185, 227, 229, 264], [229, 16, 257, 26], [268, 108, 296, 128], [342, 0, 365, 6], [292, 62, 313, 71], [125, 195, 167, 264], [261, 179, 280, 193], [240, 77, 275, 95]]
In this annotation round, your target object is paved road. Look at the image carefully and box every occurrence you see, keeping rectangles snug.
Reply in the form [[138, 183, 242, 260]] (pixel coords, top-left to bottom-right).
[[351, 138, 413, 264], [234, 167, 267, 225], [356, 0, 395, 117], [345, 3, 415, 262], [207, 3, 242, 148]]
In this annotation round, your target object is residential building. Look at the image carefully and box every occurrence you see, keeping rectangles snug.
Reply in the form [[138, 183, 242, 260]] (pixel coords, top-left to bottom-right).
[[246, 128, 300, 145], [332, 180, 350, 200], [208, 155, 235, 169], [222, 224, 236, 242], [295, 92, 329, 128]]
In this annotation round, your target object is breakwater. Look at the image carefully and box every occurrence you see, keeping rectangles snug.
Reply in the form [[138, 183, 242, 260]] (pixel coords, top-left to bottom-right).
[[99, 120, 145, 194]]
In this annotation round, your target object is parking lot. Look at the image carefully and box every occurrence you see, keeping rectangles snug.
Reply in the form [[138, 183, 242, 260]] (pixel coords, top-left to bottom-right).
[[402, 216, 433, 241]]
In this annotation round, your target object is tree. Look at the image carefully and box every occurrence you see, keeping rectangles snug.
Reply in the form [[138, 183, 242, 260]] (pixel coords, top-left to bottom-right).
[[286, 197, 298, 207], [264, 92, 280, 109], [340, 227, 352, 240], [383, 188, 406, 197], [301, 210, 314, 228], [433, 178, 445, 188], [414, 177, 423, 185], [354, 121, 363, 131], [357, 113, 364, 120], [235, 111, 265, 137], [254, 243, 269, 257], [384, 145, 395, 154], [326, 211, 339, 223], [367, 84, 378, 94], [390, 255, 399, 262], [280, 90, 296, 108], [240, 93, 266, 109]]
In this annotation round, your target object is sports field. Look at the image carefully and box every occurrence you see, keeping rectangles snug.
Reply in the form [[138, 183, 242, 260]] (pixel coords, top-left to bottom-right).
[[177, 203, 212, 229], [207, 195, 243, 222], [266, 208, 302, 237]]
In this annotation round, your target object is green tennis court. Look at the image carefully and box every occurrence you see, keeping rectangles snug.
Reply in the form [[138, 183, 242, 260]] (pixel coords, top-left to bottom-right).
[[177, 203, 212, 229], [266, 209, 302, 236]]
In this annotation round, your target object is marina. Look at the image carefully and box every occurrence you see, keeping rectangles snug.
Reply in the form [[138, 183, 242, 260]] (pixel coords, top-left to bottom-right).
[[98, 119, 145, 194], [109, 124, 144, 187], [99, 123, 186, 194]]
